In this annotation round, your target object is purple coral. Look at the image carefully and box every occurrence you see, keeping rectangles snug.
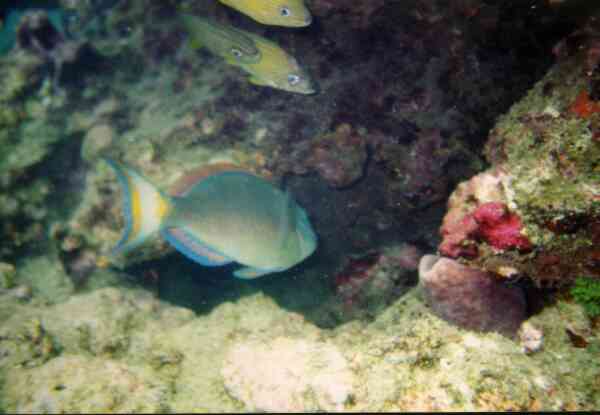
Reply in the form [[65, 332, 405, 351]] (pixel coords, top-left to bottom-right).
[[418, 255, 526, 337]]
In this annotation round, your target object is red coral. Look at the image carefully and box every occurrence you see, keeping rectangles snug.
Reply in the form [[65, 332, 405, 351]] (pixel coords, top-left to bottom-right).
[[569, 90, 600, 119], [472, 202, 532, 251], [439, 202, 532, 258]]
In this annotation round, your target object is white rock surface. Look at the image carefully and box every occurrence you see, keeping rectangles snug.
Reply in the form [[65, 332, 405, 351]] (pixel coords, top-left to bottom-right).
[[222, 337, 354, 412]]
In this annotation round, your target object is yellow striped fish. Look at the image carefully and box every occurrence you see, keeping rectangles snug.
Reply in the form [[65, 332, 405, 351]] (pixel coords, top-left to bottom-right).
[[181, 14, 261, 64], [103, 159, 317, 279], [218, 0, 312, 27], [232, 30, 316, 94]]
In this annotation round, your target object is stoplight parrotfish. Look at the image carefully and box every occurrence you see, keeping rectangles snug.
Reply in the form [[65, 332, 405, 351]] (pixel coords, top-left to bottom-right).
[[103, 158, 317, 279], [180, 14, 261, 64], [181, 14, 316, 94], [217, 0, 312, 27]]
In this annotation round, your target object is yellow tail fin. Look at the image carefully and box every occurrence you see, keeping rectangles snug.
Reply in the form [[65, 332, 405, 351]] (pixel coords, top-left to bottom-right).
[[103, 158, 171, 256]]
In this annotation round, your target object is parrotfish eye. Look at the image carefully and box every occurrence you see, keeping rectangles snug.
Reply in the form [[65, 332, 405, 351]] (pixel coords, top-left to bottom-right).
[[279, 6, 291, 17], [287, 74, 301, 86], [230, 48, 243, 58]]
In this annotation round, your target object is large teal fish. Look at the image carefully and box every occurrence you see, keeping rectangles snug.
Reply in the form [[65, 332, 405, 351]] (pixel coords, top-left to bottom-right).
[[217, 0, 312, 27], [103, 159, 317, 279]]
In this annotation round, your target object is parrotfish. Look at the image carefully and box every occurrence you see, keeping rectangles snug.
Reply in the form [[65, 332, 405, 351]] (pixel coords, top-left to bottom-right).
[[180, 14, 261, 64], [217, 0, 312, 27], [103, 158, 317, 279], [232, 29, 316, 94]]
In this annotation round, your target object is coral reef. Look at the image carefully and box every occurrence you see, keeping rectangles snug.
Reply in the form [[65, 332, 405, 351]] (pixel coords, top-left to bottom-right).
[[435, 14, 600, 286], [1, 278, 598, 412], [277, 123, 368, 188], [1, 0, 600, 412], [440, 197, 532, 258]]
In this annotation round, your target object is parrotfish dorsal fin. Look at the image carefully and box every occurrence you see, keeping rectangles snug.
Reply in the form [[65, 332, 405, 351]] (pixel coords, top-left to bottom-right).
[[169, 163, 258, 197]]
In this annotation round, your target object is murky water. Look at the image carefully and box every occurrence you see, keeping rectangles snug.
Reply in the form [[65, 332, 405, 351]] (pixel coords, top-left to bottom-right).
[[1, 0, 599, 412]]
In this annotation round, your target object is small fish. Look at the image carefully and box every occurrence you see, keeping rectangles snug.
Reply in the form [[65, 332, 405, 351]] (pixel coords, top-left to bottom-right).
[[232, 29, 316, 94], [218, 0, 312, 27], [180, 14, 261, 64], [103, 159, 317, 279]]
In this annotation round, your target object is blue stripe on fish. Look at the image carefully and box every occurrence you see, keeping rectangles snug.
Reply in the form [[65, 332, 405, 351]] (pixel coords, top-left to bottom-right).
[[162, 227, 232, 266]]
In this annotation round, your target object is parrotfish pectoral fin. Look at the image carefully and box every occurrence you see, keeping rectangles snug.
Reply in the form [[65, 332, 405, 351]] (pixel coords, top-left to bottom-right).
[[233, 266, 284, 279], [162, 227, 232, 266], [276, 190, 294, 248], [103, 158, 171, 256]]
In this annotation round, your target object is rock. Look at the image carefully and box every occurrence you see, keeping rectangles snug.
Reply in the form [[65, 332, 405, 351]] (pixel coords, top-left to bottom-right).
[[4, 355, 169, 413], [0, 262, 16, 289], [81, 123, 115, 162], [418, 255, 526, 337], [222, 337, 354, 412]]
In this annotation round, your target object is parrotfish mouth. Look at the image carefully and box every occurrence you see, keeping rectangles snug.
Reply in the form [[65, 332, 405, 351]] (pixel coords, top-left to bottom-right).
[[303, 15, 313, 26]]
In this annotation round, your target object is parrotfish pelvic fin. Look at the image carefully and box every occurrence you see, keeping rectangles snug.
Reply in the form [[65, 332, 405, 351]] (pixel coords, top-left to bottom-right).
[[234, 266, 285, 280], [103, 158, 171, 256], [162, 227, 232, 267]]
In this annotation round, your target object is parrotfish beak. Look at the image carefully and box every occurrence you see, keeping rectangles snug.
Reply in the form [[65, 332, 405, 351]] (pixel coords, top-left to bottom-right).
[[303, 15, 313, 26]]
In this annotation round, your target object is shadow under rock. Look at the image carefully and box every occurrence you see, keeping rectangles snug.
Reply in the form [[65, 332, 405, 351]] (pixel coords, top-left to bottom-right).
[[124, 247, 336, 326]]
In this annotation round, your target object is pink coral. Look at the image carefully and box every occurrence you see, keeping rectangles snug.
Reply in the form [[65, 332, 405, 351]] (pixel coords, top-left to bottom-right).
[[440, 201, 532, 258], [439, 213, 479, 258], [472, 202, 532, 251]]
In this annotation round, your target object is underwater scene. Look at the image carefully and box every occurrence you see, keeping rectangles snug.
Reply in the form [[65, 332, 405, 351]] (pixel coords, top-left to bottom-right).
[[0, 0, 599, 412]]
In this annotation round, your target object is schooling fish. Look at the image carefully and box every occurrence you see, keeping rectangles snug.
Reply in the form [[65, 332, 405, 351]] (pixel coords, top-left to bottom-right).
[[103, 158, 317, 279], [218, 0, 312, 27], [232, 29, 316, 94], [180, 14, 261, 64]]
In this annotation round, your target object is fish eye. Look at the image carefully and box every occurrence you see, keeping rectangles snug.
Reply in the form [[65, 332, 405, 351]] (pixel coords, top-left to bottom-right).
[[280, 6, 291, 17], [288, 74, 301, 85], [230, 48, 243, 58]]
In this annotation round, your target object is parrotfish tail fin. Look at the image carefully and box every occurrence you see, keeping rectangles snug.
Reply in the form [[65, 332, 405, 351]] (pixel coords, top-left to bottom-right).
[[103, 158, 171, 256], [161, 227, 232, 267], [233, 266, 285, 280]]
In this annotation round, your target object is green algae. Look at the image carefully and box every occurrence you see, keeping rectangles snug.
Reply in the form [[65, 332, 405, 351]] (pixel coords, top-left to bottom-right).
[[481, 50, 600, 262], [571, 277, 600, 317]]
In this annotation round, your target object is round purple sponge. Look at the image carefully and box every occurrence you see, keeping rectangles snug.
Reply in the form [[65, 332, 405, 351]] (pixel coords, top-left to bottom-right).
[[419, 255, 526, 337]]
